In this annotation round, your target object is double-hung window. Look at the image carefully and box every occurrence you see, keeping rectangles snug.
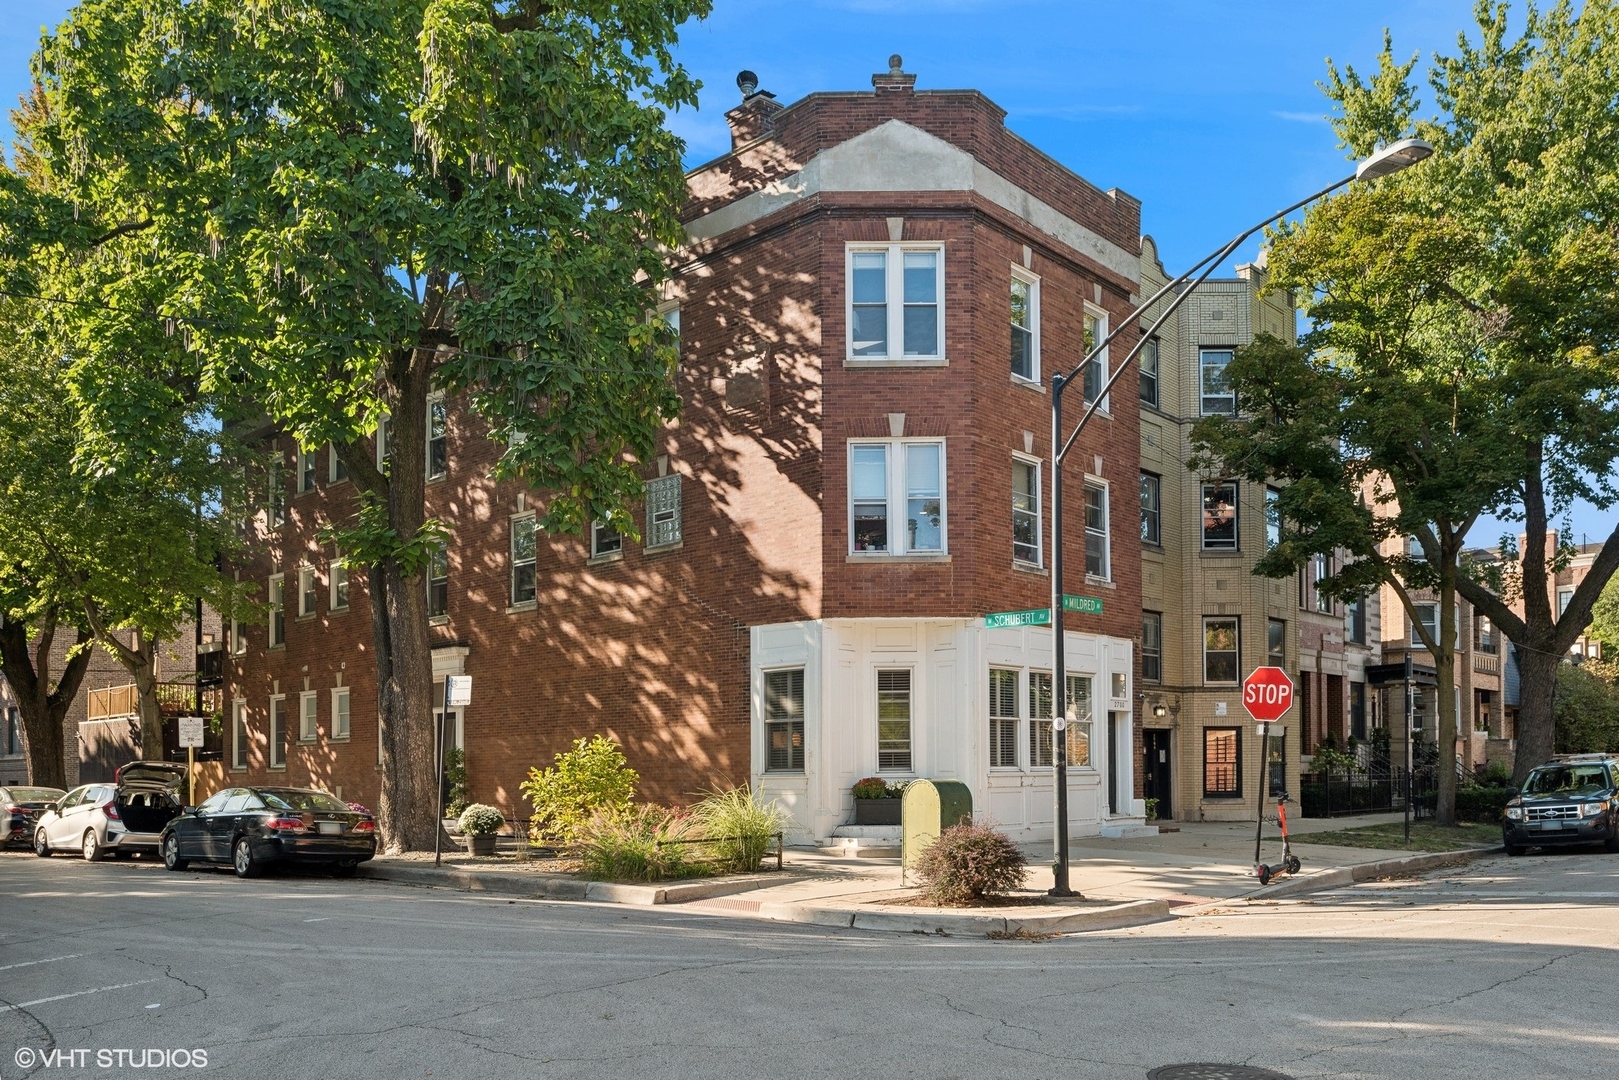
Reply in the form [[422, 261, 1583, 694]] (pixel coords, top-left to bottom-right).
[[764, 668, 805, 772], [1203, 617, 1239, 684], [232, 702, 248, 769], [375, 413, 392, 474], [267, 574, 285, 647], [1557, 587, 1574, 617], [847, 245, 944, 362], [297, 447, 316, 493], [1204, 727, 1241, 797], [1348, 596, 1367, 645], [298, 565, 317, 617], [330, 559, 349, 611], [1412, 602, 1439, 647], [231, 613, 247, 655], [849, 440, 946, 555], [1201, 482, 1238, 550], [1084, 482, 1109, 579], [427, 395, 447, 479], [1265, 487, 1281, 551], [1200, 349, 1235, 415], [268, 462, 286, 528], [331, 688, 351, 740], [1081, 310, 1109, 406], [1268, 619, 1286, 667], [268, 696, 286, 769], [427, 546, 449, 619], [1139, 336, 1160, 406], [1141, 613, 1162, 683], [1313, 553, 1333, 613], [299, 691, 318, 742], [590, 521, 622, 560], [876, 670, 912, 772], [1140, 472, 1161, 546], [511, 514, 538, 604], [329, 444, 348, 484], [645, 475, 682, 550], [1010, 271, 1038, 381], [1012, 457, 1041, 565], [1029, 672, 1054, 768], [989, 669, 1018, 768]]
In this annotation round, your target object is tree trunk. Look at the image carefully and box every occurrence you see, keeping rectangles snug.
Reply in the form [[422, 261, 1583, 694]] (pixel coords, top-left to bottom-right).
[[1512, 643, 1560, 785], [1433, 601, 1458, 827], [0, 616, 94, 789], [131, 636, 165, 762]]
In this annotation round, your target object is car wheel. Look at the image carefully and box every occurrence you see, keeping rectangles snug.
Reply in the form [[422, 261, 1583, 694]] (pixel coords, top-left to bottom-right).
[[33, 829, 52, 857], [82, 829, 105, 862], [232, 837, 263, 879], [162, 834, 189, 872], [330, 860, 359, 879]]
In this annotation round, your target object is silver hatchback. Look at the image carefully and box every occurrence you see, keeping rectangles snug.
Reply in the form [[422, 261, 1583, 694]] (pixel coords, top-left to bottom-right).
[[32, 762, 187, 860]]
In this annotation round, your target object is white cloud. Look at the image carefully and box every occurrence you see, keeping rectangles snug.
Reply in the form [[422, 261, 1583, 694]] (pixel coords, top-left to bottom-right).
[[1274, 110, 1329, 125]]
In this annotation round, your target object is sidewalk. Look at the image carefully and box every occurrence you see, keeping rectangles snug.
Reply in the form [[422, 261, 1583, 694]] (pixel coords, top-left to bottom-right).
[[359, 814, 1498, 935]]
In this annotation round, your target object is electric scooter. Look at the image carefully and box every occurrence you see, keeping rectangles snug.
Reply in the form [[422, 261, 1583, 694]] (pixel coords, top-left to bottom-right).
[[1254, 791, 1302, 887]]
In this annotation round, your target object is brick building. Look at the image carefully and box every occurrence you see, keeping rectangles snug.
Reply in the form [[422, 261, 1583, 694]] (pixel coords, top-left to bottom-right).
[[211, 58, 1148, 844]]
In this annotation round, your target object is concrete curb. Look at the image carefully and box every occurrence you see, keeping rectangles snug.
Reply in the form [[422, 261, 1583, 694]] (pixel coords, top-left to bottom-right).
[[755, 897, 1172, 935], [1248, 845, 1502, 900], [357, 862, 790, 906]]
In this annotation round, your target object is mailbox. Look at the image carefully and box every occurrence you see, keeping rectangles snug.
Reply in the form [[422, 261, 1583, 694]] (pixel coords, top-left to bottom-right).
[[900, 779, 973, 869]]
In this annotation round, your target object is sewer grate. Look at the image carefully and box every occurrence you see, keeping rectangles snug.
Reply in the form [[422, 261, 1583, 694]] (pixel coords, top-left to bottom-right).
[[1148, 1067, 1295, 1080]]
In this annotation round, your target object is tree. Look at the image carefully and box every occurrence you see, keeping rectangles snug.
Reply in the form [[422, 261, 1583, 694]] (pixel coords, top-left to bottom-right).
[[1312, 4, 1619, 785], [13, 0, 707, 851], [1553, 661, 1619, 754]]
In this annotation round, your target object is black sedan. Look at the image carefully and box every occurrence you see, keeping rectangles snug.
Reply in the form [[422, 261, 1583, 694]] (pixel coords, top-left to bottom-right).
[[160, 786, 376, 878], [3, 786, 66, 846]]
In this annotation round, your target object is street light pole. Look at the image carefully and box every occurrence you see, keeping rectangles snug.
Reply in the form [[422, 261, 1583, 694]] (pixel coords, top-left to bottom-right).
[[1046, 138, 1432, 898]]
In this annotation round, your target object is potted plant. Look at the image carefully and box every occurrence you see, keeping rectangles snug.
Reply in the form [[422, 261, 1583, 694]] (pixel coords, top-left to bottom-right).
[[458, 804, 505, 856], [852, 777, 903, 826]]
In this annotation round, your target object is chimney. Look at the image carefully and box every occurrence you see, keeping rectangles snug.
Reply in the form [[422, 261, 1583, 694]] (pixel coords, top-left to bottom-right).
[[726, 69, 785, 150], [872, 54, 916, 94]]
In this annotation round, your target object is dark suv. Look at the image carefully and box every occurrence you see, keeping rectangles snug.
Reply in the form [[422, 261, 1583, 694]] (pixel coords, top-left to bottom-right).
[[1502, 754, 1619, 856]]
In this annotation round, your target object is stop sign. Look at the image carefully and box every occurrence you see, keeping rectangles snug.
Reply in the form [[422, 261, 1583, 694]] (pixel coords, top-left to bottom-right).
[[1242, 666, 1295, 722]]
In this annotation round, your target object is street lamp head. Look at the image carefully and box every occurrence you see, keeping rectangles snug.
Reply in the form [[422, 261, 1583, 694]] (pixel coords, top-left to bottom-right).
[[1355, 137, 1434, 181]]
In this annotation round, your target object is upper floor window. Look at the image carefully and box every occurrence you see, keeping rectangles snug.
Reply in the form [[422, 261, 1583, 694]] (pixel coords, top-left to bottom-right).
[[427, 395, 447, 479], [1010, 271, 1038, 381], [297, 447, 316, 493], [427, 546, 448, 619], [1204, 617, 1239, 684], [1476, 614, 1496, 653], [849, 440, 945, 555], [1012, 457, 1041, 565], [329, 444, 348, 484], [1084, 482, 1110, 579], [298, 565, 317, 617], [268, 461, 286, 528], [330, 559, 350, 611], [1412, 602, 1438, 646], [1142, 612, 1162, 683], [1557, 587, 1574, 617], [511, 514, 538, 605], [1406, 534, 1427, 562], [3, 707, 21, 757], [1313, 553, 1333, 613], [590, 521, 622, 560], [1140, 472, 1161, 546], [1265, 487, 1281, 551], [267, 574, 285, 648], [645, 475, 682, 550], [232, 701, 248, 769], [1200, 349, 1235, 415], [1081, 309, 1109, 406], [1201, 482, 1238, 550], [1268, 618, 1286, 667], [1348, 596, 1366, 645], [1139, 336, 1160, 406], [332, 688, 351, 740], [848, 245, 943, 362], [375, 412, 392, 474]]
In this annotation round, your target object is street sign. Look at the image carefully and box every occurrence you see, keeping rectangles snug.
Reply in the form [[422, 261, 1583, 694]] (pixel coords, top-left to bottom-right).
[[984, 608, 1050, 629], [1062, 594, 1104, 614], [1242, 666, 1295, 722], [445, 675, 472, 707], [178, 716, 206, 748]]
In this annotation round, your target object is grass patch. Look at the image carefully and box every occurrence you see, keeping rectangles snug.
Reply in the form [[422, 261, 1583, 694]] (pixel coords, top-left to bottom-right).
[[1292, 821, 1498, 852]]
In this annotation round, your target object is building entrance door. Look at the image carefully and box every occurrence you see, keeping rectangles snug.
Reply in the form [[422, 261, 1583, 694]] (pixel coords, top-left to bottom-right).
[[1143, 729, 1172, 821]]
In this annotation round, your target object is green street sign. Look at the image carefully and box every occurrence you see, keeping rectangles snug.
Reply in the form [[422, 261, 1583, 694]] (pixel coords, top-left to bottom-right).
[[1062, 594, 1104, 615], [984, 607, 1051, 629]]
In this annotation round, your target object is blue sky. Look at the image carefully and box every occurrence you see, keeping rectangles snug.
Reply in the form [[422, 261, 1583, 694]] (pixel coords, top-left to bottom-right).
[[3, 0, 1610, 546]]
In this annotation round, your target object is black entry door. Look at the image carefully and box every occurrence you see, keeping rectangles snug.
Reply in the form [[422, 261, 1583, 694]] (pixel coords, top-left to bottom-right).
[[1143, 730, 1172, 821]]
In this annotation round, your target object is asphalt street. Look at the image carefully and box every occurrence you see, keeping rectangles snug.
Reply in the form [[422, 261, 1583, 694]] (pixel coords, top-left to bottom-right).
[[2, 847, 1615, 1080]]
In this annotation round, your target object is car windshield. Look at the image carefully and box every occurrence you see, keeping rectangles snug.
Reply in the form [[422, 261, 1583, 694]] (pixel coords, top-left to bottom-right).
[[9, 788, 64, 802], [1522, 765, 1611, 796], [260, 791, 350, 813]]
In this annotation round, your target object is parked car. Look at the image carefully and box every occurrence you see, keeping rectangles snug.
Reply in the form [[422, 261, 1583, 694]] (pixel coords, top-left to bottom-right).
[[1502, 754, 1619, 856], [160, 787, 376, 878], [32, 761, 187, 860], [3, 786, 66, 847]]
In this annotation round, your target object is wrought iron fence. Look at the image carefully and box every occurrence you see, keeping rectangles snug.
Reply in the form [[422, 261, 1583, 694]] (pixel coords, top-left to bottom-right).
[[1299, 764, 1433, 818]]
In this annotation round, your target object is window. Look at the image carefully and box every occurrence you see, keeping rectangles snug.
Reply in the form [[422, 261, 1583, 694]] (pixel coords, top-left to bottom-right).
[[1065, 674, 1093, 767], [267, 574, 285, 647], [1012, 457, 1041, 565], [765, 668, 805, 771], [1349, 682, 1367, 741], [1412, 602, 1438, 646], [3, 707, 20, 756], [989, 669, 1018, 768], [1139, 336, 1160, 406], [646, 474, 682, 549], [299, 691, 318, 742], [231, 613, 247, 655], [1029, 672, 1054, 767], [330, 559, 349, 611], [1010, 271, 1038, 380], [1084, 483, 1109, 578], [232, 702, 248, 769], [1476, 614, 1496, 654], [1313, 553, 1333, 613], [1204, 727, 1241, 797], [424, 395, 448, 479], [590, 521, 622, 560], [660, 303, 682, 365], [1268, 619, 1286, 667], [268, 462, 286, 528], [427, 546, 448, 618], [1265, 487, 1281, 551], [847, 245, 944, 361], [1200, 349, 1235, 415], [876, 669, 912, 771], [511, 514, 537, 604], [332, 688, 351, 741], [1204, 617, 1239, 684], [329, 444, 348, 484], [268, 697, 285, 769], [1348, 596, 1367, 645], [1140, 472, 1161, 546], [375, 413, 391, 473], [1201, 482, 1238, 550], [1081, 310, 1108, 406], [849, 440, 946, 555], [1406, 535, 1427, 562], [1141, 613, 1162, 683], [298, 446, 316, 493], [298, 565, 317, 617], [1557, 587, 1574, 617]]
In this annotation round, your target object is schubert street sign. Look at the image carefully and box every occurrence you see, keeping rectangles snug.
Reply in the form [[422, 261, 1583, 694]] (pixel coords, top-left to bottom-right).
[[985, 607, 1050, 629], [1242, 666, 1295, 722]]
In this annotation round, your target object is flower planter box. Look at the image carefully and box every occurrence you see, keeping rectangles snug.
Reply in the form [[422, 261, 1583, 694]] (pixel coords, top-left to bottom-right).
[[465, 834, 498, 856], [853, 798, 902, 826]]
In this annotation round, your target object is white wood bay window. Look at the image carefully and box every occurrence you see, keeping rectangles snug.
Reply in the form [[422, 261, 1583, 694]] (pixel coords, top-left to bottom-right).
[[849, 440, 946, 555], [848, 245, 944, 362]]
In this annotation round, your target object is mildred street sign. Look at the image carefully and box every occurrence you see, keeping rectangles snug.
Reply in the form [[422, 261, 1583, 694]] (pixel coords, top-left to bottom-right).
[[1242, 666, 1295, 723]]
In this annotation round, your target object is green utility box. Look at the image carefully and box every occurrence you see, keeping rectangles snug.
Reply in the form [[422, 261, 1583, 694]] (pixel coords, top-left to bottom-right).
[[901, 779, 974, 869]]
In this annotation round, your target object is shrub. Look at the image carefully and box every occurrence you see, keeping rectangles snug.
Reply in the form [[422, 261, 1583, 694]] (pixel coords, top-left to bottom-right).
[[913, 822, 1027, 905], [852, 776, 897, 799], [1455, 785, 1514, 823], [1478, 760, 1513, 788], [457, 804, 505, 836], [690, 785, 790, 873], [1143, 797, 1160, 821], [520, 736, 639, 847], [576, 805, 710, 882]]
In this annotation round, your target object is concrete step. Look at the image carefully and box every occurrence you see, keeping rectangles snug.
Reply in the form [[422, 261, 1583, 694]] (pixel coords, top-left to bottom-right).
[[1098, 822, 1159, 839], [819, 837, 902, 859]]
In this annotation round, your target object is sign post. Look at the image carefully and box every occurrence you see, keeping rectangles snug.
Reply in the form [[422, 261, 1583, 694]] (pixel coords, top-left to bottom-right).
[[434, 676, 472, 868], [178, 716, 206, 807], [1241, 667, 1295, 868]]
